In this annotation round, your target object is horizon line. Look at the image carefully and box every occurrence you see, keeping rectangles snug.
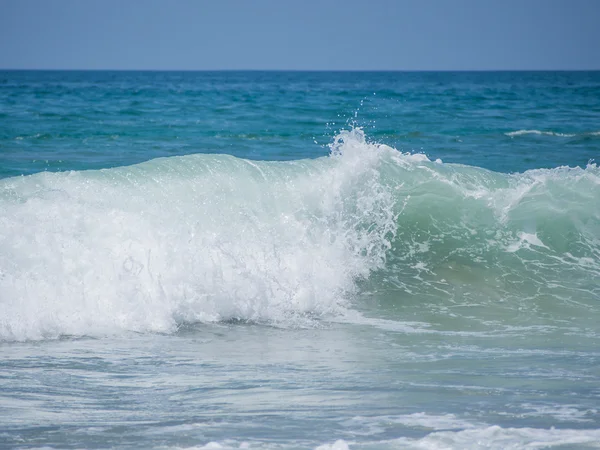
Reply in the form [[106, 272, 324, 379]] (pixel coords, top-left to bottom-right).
[[2, 68, 600, 73]]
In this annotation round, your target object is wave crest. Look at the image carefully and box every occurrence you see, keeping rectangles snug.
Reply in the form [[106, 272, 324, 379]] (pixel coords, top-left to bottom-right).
[[1, 129, 599, 341], [0, 129, 399, 341], [505, 129, 600, 138]]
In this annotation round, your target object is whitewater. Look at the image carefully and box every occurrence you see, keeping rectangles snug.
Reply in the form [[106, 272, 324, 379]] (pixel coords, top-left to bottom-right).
[[2, 128, 599, 342], [1, 70, 600, 449]]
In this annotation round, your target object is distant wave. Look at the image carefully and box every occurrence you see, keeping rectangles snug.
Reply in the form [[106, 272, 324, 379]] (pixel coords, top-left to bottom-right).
[[505, 129, 600, 138]]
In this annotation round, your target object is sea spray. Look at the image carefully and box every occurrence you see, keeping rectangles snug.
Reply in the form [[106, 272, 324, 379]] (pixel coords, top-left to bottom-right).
[[0, 129, 398, 341]]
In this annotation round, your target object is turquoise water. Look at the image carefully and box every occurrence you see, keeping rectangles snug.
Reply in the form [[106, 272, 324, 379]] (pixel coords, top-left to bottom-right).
[[2, 71, 599, 176], [1, 71, 600, 449]]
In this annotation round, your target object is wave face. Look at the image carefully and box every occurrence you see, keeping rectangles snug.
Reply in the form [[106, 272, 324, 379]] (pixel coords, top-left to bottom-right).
[[1, 129, 599, 341]]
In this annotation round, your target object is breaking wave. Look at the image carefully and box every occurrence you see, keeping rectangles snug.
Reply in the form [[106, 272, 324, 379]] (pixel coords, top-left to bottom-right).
[[1, 129, 599, 341]]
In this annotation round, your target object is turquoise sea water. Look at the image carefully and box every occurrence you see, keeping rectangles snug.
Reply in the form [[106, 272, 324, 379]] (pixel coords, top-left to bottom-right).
[[1, 71, 600, 449]]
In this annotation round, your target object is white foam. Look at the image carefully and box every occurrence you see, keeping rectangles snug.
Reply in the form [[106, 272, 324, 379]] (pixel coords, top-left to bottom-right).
[[505, 129, 576, 138], [190, 426, 600, 449], [506, 129, 600, 138], [506, 232, 549, 253], [519, 403, 598, 423], [0, 129, 398, 341], [179, 442, 251, 450], [382, 425, 600, 450], [315, 440, 350, 450]]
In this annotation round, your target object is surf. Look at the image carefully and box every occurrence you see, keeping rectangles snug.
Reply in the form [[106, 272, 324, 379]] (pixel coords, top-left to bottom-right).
[[1, 129, 599, 341]]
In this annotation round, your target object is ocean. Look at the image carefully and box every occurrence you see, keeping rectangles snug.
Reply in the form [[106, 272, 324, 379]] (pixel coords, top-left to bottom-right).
[[0, 70, 599, 449]]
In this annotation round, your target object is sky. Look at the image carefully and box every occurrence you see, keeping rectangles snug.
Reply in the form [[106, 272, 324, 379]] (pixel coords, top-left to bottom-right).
[[1, 0, 599, 71]]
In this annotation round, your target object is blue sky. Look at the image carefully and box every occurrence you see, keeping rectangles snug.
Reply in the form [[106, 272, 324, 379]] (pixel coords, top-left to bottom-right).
[[1, 0, 599, 70]]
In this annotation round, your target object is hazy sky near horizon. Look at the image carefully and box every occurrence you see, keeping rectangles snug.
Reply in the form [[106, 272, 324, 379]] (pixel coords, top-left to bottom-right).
[[1, 0, 599, 70]]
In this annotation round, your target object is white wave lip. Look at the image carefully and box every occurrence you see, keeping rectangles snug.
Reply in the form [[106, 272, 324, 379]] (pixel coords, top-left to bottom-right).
[[505, 129, 576, 137], [0, 129, 399, 341], [505, 129, 600, 138]]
